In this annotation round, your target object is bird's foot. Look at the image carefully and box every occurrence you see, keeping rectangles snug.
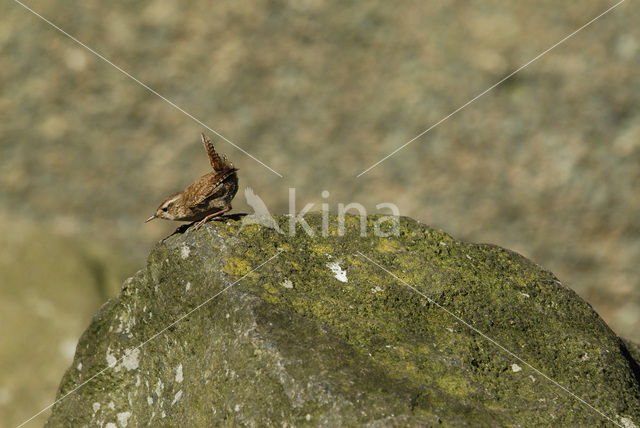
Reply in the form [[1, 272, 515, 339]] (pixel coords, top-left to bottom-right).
[[191, 207, 231, 231]]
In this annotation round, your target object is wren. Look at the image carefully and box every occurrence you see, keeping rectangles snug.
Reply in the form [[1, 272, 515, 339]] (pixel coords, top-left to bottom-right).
[[146, 133, 239, 229]]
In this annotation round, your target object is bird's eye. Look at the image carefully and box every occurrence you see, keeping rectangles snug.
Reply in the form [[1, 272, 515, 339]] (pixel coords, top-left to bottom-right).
[[162, 207, 168, 212]]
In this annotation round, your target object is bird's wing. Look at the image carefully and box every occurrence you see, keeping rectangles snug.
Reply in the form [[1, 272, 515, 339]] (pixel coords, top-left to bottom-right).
[[201, 133, 234, 171], [193, 169, 237, 205]]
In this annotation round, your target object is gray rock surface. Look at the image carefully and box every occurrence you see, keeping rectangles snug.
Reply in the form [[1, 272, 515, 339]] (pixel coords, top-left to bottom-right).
[[46, 215, 639, 427]]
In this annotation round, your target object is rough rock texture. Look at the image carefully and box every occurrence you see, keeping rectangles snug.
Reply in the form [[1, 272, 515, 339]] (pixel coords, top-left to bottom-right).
[[47, 215, 640, 427]]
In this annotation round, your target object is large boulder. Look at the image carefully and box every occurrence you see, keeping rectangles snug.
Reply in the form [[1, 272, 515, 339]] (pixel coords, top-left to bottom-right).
[[47, 215, 640, 427]]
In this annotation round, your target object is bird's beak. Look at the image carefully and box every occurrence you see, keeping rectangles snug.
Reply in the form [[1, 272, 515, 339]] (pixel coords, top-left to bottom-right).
[[145, 214, 157, 223]]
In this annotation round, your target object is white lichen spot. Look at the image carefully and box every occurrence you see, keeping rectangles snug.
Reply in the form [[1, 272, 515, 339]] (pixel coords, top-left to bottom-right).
[[176, 364, 183, 383], [465, 254, 472, 260], [282, 279, 294, 289], [305, 414, 311, 421], [172, 390, 183, 405], [529, 375, 536, 382], [147, 396, 153, 405], [122, 348, 140, 371], [185, 282, 191, 292], [108, 401, 115, 410], [135, 375, 141, 387], [105, 423, 117, 428], [580, 353, 589, 361], [326, 261, 348, 282], [371, 285, 383, 293], [92, 402, 101, 413], [225, 313, 230, 319], [77, 362, 83, 371], [106, 347, 117, 368], [520, 292, 530, 298], [511, 363, 522, 373], [619, 416, 637, 428], [161, 411, 166, 418], [234, 404, 241, 412], [117, 411, 131, 427], [181, 245, 190, 259]]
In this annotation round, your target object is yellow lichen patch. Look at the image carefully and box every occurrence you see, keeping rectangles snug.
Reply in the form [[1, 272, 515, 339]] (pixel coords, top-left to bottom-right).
[[222, 256, 253, 277], [345, 256, 368, 268], [238, 224, 263, 234], [376, 239, 403, 254], [437, 375, 471, 397], [299, 298, 343, 323], [326, 226, 342, 237], [285, 260, 302, 270], [262, 282, 279, 295], [289, 297, 309, 314], [416, 344, 433, 356], [261, 292, 282, 305], [349, 266, 384, 285], [277, 243, 294, 253], [312, 243, 333, 255], [385, 359, 420, 379]]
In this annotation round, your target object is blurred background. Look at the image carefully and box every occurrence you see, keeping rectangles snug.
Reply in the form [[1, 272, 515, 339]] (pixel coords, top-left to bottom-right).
[[1, 0, 638, 426]]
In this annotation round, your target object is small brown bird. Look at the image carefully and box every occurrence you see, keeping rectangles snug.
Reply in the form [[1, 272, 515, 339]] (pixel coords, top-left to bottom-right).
[[146, 133, 239, 229]]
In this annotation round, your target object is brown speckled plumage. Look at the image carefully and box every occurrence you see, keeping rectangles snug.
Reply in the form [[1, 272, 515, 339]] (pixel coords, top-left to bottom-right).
[[146, 133, 239, 229]]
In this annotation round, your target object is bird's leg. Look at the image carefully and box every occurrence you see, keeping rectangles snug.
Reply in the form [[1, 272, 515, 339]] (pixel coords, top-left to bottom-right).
[[192, 206, 231, 230]]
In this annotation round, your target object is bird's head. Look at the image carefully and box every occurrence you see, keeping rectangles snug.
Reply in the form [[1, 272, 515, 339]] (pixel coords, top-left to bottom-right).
[[146, 193, 184, 222]]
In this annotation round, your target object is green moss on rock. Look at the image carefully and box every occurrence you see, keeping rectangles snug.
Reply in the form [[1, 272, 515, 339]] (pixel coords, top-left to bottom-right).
[[46, 215, 640, 427]]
